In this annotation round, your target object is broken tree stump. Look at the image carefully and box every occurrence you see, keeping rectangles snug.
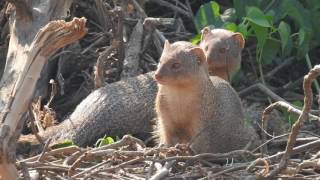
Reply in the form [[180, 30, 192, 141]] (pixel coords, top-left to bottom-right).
[[0, 0, 87, 178]]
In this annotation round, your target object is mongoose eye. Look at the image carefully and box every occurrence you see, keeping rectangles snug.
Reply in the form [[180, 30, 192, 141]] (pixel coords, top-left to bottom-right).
[[205, 46, 209, 51], [219, 47, 226, 53], [171, 63, 181, 69]]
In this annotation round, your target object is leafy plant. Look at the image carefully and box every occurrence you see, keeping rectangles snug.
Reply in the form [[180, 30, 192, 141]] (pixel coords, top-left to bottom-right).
[[95, 135, 115, 147], [194, 1, 222, 31], [191, 1, 237, 44], [192, 0, 320, 88]]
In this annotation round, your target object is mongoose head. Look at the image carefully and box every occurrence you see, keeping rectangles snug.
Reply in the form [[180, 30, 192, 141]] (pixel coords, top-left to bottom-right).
[[200, 27, 245, 79], [154, 40, 207, 87]]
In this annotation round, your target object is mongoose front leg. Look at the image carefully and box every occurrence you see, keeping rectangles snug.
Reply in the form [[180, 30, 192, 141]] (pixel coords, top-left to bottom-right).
[[158, 123, 179, 146]]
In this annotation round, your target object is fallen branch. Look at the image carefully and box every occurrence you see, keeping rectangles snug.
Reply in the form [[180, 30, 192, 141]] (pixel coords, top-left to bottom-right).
[[266, 65, 320, 178], [261, 101, 320, 153], [0, 11, 87, 178]]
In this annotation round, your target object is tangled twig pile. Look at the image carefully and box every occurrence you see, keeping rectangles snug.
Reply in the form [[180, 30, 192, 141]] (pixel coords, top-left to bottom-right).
[[17, 66, 320, 179], [1, 0, 320, 179]]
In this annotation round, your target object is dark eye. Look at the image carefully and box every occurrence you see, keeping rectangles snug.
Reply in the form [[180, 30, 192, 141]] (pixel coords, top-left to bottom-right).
[[171, 63, 181, 69], [219, 47, 226, 53], [205, 46, 209, 51]]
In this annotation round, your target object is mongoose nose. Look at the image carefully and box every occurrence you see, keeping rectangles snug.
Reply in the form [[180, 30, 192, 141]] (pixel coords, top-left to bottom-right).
[[154, 73, 162, 81]]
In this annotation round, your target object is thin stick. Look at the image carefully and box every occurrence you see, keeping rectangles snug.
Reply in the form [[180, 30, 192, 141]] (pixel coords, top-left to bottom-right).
[[150, 160, 175, 180], [37, 138, 52, 162]]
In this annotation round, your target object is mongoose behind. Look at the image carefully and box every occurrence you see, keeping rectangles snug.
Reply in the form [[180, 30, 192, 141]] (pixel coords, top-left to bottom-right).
[[200, 27, 245, 82], [154, 41, 258, 153]]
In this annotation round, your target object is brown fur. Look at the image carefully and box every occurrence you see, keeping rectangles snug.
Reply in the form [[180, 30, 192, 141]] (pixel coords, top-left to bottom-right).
[[154, 41, 259, 153], [200, 27, 245, 81]]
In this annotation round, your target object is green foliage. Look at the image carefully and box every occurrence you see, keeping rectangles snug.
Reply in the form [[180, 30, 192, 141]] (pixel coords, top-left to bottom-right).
[[233, 0, 261, 18], [246, 7, 271, 27], [195, 1, 222, 32], [278, 21, 291, 54], [192, 1, 237, 44], [192, 0, 320, 83], [95, 135, 115, 147], [190, 33, 201, 45], [193, 0, 320, 59], [51, 140, 76, 149]]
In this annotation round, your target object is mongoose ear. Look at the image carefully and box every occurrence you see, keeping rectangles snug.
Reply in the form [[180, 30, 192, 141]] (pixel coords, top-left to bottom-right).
[[201, 27, 211, 41], [232, 33, 245, 49], [163, 40, 171, 50], [190, 47, 206, 64]]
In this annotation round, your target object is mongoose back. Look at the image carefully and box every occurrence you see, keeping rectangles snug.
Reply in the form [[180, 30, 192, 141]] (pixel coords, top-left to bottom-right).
[[200, 27, 245, 81], [154, 41, 258, 153]]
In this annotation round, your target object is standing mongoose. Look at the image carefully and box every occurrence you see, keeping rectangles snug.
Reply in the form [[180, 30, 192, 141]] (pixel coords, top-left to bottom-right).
[[200, 27, 245, 82], [154, 40, 258, 153]]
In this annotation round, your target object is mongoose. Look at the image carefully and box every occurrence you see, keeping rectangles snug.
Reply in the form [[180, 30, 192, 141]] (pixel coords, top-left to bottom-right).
[[19, 33, 247, 148], [155, 41, 258, 153], [19, 72, 157, 148], [200, 27, 245, 82]]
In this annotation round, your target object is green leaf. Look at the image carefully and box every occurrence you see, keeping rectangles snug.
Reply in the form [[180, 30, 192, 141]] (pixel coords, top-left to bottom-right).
[[237, 22, 248, 39], [292, 100, 303, 108], [233, 0, 261, 18], [203, 3, 215, 26], [224, 22, 237, 32], [279, 0, 312, 57], [51, 140, 76, 149], [282, 36, 293, 57], [210, 1, 220, 16], [261, 38, 280, 65], [288, 114, 298, 127], [310, 8, 320, 42], [249, 22, 268, 47], [269, 1, 287, 22], [106, 137, 114, 144], [265, 10, 274, 25], [95, 135, 115, 147], [245, 7, 271, 27], [278, 21, 291, 53], [306, 0, 320, 10], [196, 5, 208, 30], [190, 33, 201, 45], [282, 0, 311, 31], [298, 28, 305, 46], [194, 1, 223, 31], [297, 28, 310, 57]]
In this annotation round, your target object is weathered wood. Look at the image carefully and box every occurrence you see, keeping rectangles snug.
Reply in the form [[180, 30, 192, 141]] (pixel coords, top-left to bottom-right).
[[121, 19, 144, 78], [0, 0, 87, 178]]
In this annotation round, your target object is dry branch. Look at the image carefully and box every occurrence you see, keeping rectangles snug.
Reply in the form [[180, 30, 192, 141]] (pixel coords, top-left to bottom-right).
[[261, 101, 320, 154], [265, 65, 320, 178], [149, 0, 191, 18], [14, 135, 262, 179], [121, 19, 144, 78]]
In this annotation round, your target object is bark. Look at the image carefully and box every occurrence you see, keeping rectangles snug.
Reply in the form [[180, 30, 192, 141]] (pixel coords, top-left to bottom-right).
[[121, 19, 144, 78], [0, 0, 87, 179]]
